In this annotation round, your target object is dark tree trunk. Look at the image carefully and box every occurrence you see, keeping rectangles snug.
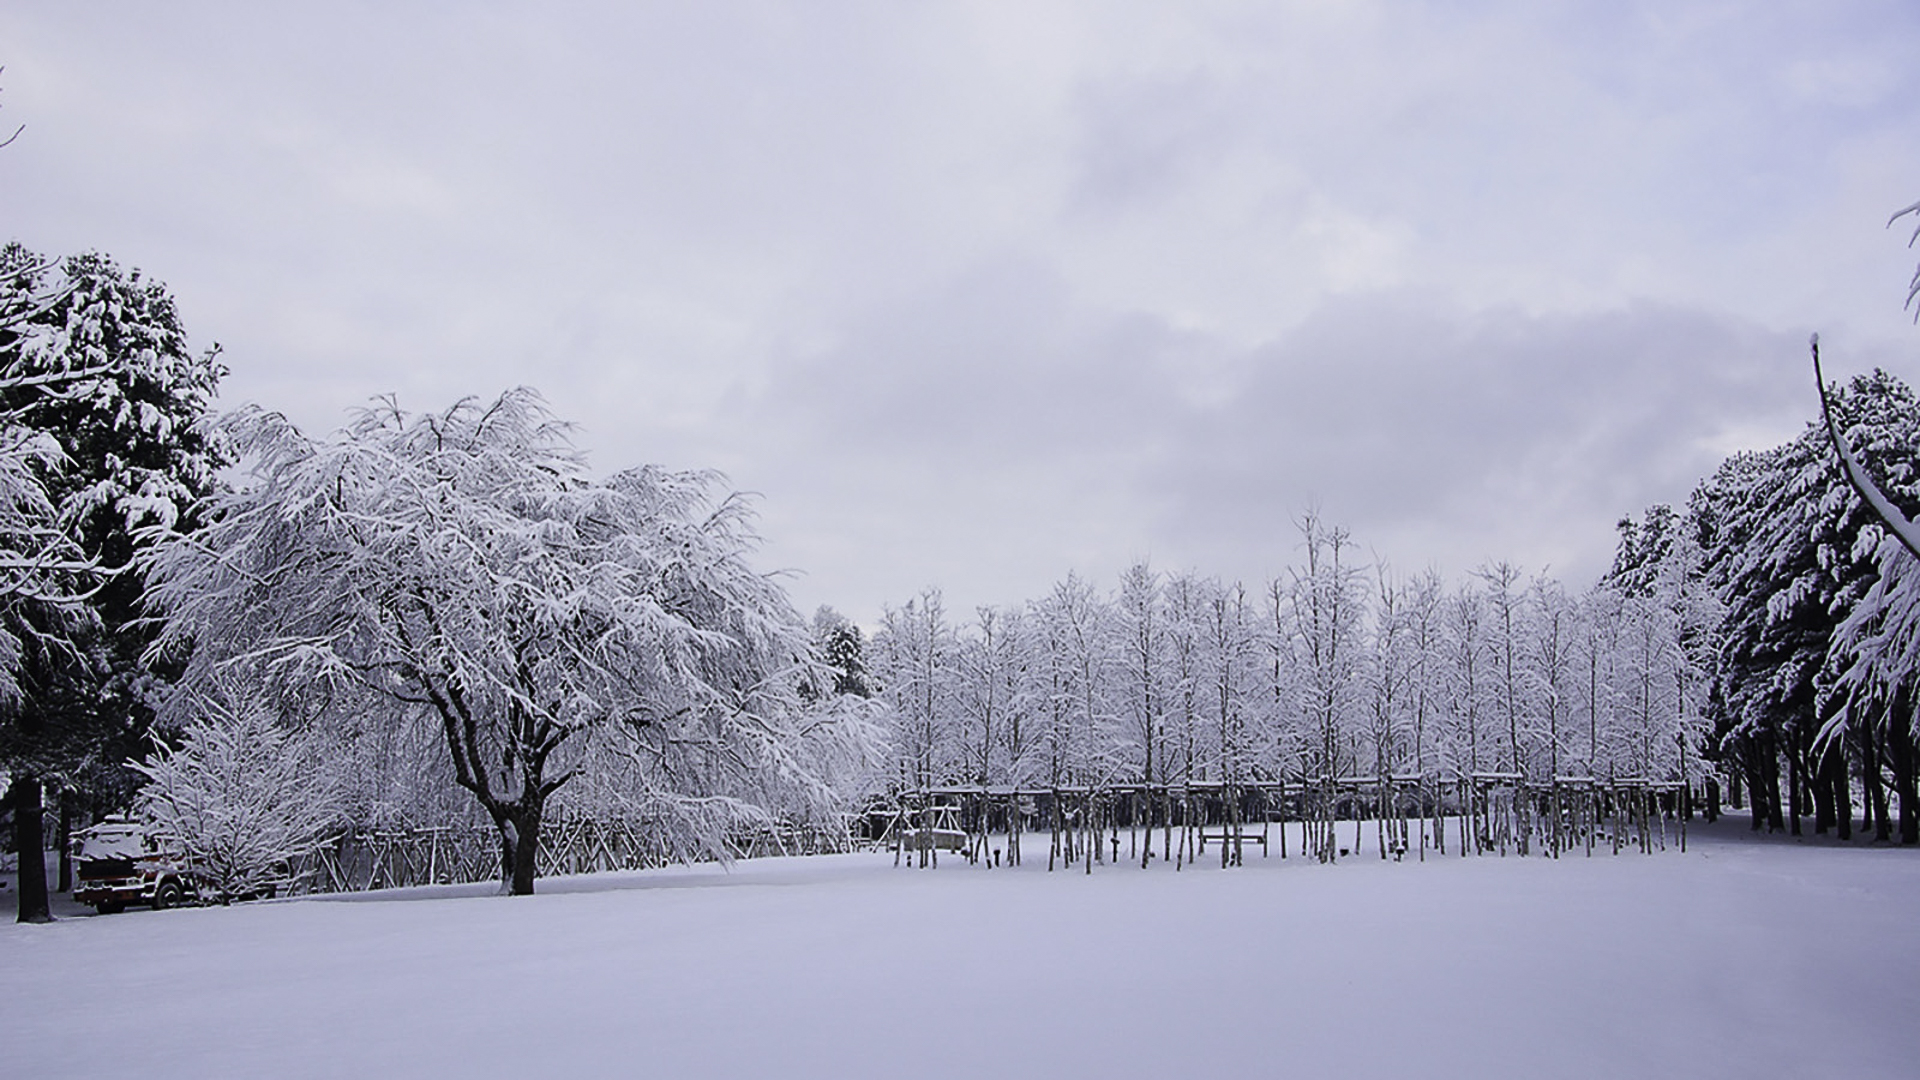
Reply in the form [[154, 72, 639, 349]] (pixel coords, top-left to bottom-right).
[[1889, 723, 1919, 846], [509, 803, 542, 896], [1860, 725, 1879, 837], [1740, 740, 1766, 830], [496, 822, 514, 886], [1865, 729, 1891, 842], [1787, 738, 1804, 837], [56, 791, 72, 894], [485, 803, 545, 896], [10, 776, 51, 923], [1763, 741, 1784, 832], [1704, 775, 1720, 823], [1833, 735, 1853, 843], [1812, 740, 1835, 835]]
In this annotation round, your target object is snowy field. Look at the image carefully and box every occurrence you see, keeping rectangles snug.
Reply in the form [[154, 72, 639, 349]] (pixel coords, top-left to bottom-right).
[[6, 815, 1919, 1080]]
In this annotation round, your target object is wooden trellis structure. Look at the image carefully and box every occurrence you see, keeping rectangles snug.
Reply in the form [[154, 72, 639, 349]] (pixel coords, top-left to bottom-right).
[[874, 773, 1696, 873], [284, 776, 1695, 892]]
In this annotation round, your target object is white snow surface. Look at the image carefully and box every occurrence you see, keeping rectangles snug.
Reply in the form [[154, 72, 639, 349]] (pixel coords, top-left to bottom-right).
[[6, 816, 1919, 1079]]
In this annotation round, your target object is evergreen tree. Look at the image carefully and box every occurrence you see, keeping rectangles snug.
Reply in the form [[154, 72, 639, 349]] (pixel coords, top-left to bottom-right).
[[811, 607, 873, 699], [0, 245, 225, 921], [1696, 371, 1920, 835]]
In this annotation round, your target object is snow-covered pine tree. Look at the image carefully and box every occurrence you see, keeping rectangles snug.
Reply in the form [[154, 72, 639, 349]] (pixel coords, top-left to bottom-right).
[[1695, 374, 1920, 835], [811, 606, 873, 700], [0, 244, 225, 922]]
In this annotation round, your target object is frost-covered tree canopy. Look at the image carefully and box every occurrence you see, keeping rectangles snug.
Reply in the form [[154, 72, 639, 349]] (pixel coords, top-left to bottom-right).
[[142, 389, 874, 894], [0, 246, 224, 534], [865, 512, 1714, 804], [2, 243, 229, 923], [134, 696, 344, 901], [0, 243, 226, 762]]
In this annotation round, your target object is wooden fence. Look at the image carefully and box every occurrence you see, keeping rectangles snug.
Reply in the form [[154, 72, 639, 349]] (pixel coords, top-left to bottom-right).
[[872, 774, 1696, 872], [287, 816, 854, 894]]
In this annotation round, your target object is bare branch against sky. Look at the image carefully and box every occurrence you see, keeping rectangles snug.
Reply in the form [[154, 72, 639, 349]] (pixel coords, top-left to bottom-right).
[[2, 2, 1916, 620]]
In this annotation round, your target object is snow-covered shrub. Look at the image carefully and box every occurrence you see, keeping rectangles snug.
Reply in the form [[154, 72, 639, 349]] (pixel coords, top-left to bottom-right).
[[134, 704, 343, 900]]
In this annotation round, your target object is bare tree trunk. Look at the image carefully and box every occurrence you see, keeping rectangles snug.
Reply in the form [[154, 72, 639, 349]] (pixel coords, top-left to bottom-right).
[[1048, 792, 1059, 872], [1162, 789, 1171, 864], [1889, 724, 1919, 845], [494, 815, 516, 886], [56, 790, 73, 894], [1762, 739, 1785, 832], [1864, 730, 1891, 842], [1833, 737, 1853, 842], [1787, 739, 1803, 837], [1812, 740, 1835, 835], [10, 776, 51, 923], [510, 803, 543, 895]]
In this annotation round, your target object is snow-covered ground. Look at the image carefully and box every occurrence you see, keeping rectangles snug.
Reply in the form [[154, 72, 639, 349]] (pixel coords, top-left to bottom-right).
[[6, 815, 1918, 1079]]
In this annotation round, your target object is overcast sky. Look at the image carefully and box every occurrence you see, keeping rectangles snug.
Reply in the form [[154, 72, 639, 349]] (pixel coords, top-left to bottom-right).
[[3, 2, 1917, 623]]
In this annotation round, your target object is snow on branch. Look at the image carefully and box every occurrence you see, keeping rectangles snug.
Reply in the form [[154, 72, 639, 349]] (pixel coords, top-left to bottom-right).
[[135, 693, 346, 900], [142, 388, 871, 892]]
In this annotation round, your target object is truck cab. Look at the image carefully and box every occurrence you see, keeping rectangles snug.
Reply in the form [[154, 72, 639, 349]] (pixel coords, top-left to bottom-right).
[[71, 817, 201, 914]]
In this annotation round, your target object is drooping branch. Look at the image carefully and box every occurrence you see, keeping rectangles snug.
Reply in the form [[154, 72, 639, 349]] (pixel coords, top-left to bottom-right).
[[1812, 334, 1920, 564], [0, 66, 19, 150], [1892, 200, 1920, 322]]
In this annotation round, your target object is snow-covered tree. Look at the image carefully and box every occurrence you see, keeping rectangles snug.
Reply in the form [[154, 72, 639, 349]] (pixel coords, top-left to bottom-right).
[[811, 607, 873, 700], [1202, 580, 1260, 784], [134, 696, 344, 900], [952, 604, 1020, 786], [1811, 359, 1920, 840], [1163, 571, 1209, 786], [1400, 570, 1447, 780], [1527, 576, 1578, 781], [1477, 561, 1532, 777], [1032, 572, 1117, 785], [143, 390, 847, 894], [874, 589, 955, 789], [1, 245, 225, 923], [1116, 562, 1167, 785], [1443, 582, 1490, 779], [1894, 199, 1920, 322], [1696, 373, 1917, 833], [1366, 569, 1416, 780], [1291, 515, 1367, 782]]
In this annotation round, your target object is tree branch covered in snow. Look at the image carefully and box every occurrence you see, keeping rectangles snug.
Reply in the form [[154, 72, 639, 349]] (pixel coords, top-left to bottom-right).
[[134, 694, 345, 900], [142, 389, 876, 893]]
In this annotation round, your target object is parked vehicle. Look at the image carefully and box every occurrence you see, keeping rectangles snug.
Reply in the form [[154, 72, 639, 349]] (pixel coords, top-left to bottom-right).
[[70, 817, 212, 914]]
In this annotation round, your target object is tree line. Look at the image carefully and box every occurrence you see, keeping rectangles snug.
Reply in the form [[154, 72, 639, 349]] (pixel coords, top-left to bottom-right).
[[10, 195, 1920, 921], [865, 511, 1714, 802], [1, 246, 881, 919], [858, 366, 1920, 853]]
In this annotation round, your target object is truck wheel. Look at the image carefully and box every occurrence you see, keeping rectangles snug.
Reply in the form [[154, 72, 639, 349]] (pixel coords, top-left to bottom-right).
[[151, 880, 184, 910]]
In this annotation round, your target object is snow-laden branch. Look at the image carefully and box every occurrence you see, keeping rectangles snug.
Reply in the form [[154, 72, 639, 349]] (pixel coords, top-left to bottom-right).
[[142, 389, 865, 892], [1813, 334, 1920, 564]]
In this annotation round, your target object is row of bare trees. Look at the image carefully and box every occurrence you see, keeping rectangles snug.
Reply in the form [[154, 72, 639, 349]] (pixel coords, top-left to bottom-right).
[[869, 513, 1714, 797]]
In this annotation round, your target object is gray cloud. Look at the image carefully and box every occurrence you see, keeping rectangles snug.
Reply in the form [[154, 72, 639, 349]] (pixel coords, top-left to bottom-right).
[[734, 276, 1817, 617], [1149, 297, 1812, 583], [2, 2, 1917, 622]]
